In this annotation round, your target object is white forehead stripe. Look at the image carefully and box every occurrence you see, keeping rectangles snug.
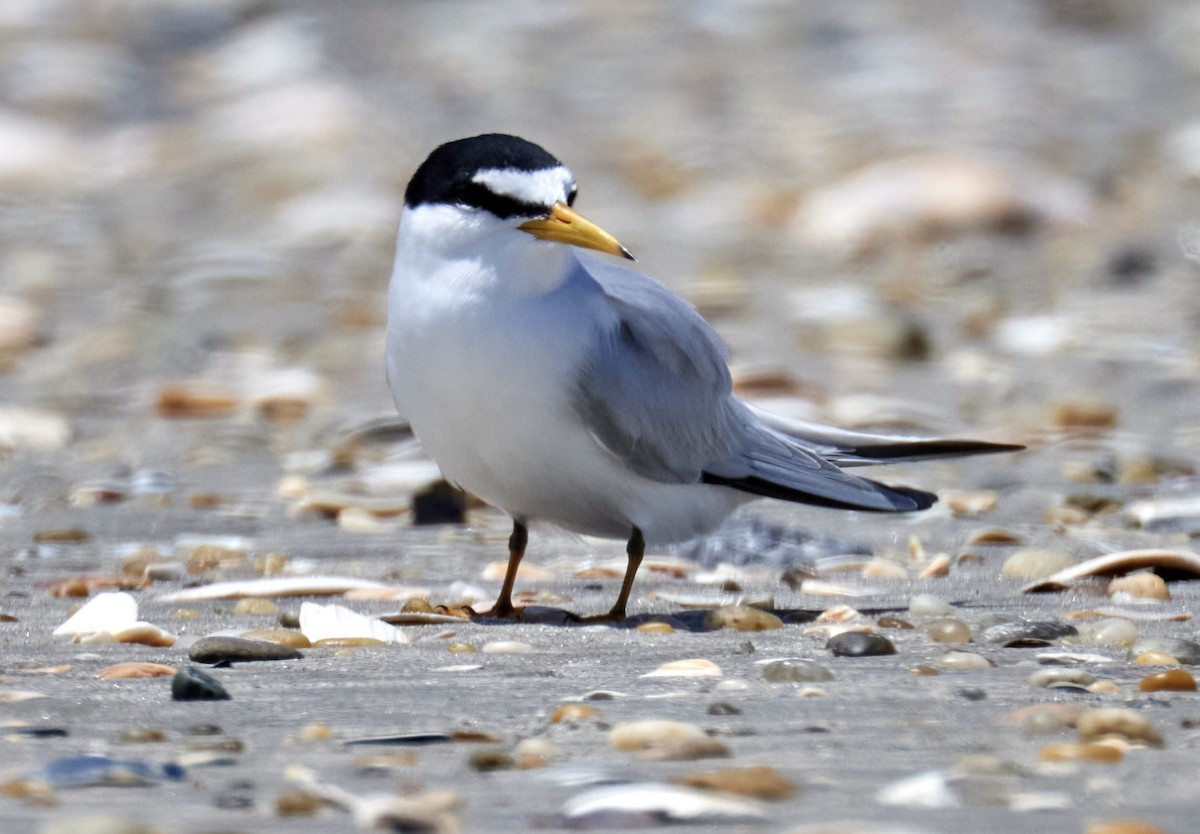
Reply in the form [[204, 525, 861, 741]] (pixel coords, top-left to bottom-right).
[[472, 166, 574, 206]]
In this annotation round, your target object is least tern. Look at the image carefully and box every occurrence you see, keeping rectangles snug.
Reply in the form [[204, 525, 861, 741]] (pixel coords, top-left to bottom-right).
[[386, 134, 1021, 619]]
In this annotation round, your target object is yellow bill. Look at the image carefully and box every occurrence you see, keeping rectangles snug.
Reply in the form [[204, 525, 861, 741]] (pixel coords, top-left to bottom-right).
[[518, 202, 634, 260]]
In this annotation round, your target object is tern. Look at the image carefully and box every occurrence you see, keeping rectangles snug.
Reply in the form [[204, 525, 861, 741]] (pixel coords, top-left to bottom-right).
[[386, 134, 1021, 619]]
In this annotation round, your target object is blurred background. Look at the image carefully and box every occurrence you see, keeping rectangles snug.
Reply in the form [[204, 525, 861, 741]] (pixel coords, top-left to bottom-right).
[[1, 0, 1199, 517]]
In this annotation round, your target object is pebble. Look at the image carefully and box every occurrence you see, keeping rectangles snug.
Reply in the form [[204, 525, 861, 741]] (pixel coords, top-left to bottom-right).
[[1028, 669, 1095, 689], [38, 754, 185, 788], [1134, 651, 1180, 666], [1076, 708, 1164, 747], [1038, 742, 1124, 763], [559, 782, 768, 826], [276, 788, 323, 817], [703, 605, 783, 631], [638, 737, 731, 761], [939, 651, 994, 670], [1001, 549, 1077, 579], [908, 593, 956, 617], [641, 658, 723, 678], [826, 631, 896, 657], [877, 615, 913, 630], [1108, 573, 1170, 601], [468, 748, 514, 772], [609, 720, 710, 752], [551, 704, 598, 724], [171, 666, 231, 702], [1085, 821, 1170, 834], [1076, 617, 1138, 648], [241, 628, 312, 649], [1130, 637, 1200, 665], [514, 738, 561, 760], [481, 640, 533, 654], [97, 662, 177, 680], [119, 728, 167, 744], [761, 659, 834, 683], [232, 598, 279, 616], [982, 620, 1077, 645], [1138, 669, 1196, 692], [925, 618, 971, 644], [188, 635, 303, 664], [676, 764, 796, 800]]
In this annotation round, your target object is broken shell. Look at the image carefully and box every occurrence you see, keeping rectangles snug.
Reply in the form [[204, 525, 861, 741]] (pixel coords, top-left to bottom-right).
[[1024, 549, 1200, 593]]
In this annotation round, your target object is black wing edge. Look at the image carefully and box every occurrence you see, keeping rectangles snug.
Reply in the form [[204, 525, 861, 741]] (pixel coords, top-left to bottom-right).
[[701, 472, 937, 513], [841, 439, 1025, 462]]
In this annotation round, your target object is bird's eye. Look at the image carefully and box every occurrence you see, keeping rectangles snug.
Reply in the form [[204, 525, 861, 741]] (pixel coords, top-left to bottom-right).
[[566, 188, 577, 207]]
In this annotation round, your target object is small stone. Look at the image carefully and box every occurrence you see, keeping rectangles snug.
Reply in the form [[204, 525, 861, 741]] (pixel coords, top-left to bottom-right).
[[1085, 820, 1170, 834], [636, 621, 675, 633], [908, 593, 955, 617], [145, 562, 187, 582], [761, 659, 833, 683], [1130, 637, 1200, 665], [468, 748, 514, 772], [155, 381, 239, 419], [707, 703, 742, 716], [551, 704, 598, 724], [447, 642, 477, 653], [1107, 573, 1170, 601], [609, 720, 709, 752], [1051, 401, 1118, 431], [514, 738, 561, 760], [232, 598, 278, 616], [188, 636, 302, 664], [120, 547, 163, 578], [939, 651, 994, 670], [172, 666, 231, 701], [919, 554, 952, 578], [1001, 549, 1077, 579], [1134, 651, 1179, 666], [97, 662, 176, 680], [1028, 669, 1095, 689], [481, 640, 532, 654], [983, 620, 1077, 645], [1038, 742, 1123, 763], [703, 605, 783, 632], [119, 728, 167, 744], [925, 618, 971, 644], [826, 631, 895, 657], [298, 724, 335, 742], [877, 615, 913, 630], [1076, 708, 1163, 747], [276, 788, 322, 817], [1077, 618, 1138, 648], [638, 737, 731, 762], [240, 629, 311, 649], [641, 658, 723, 678], [1138, 669, 1196, 692], [676, 765, 796, 800]]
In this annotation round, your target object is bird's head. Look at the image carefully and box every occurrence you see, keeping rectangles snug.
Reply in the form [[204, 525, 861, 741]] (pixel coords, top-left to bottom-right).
[[401, 134, 633, 261]]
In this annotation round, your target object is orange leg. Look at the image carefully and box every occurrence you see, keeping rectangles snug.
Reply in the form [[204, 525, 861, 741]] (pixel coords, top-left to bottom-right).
[[490, 519, 527, 618], [607, 526, 644, 619]]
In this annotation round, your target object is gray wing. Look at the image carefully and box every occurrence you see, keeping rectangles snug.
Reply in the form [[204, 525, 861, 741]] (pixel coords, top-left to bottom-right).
[[568, 252, 936, 513]]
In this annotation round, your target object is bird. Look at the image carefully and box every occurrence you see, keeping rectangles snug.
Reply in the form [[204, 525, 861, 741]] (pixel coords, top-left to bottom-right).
[[385, 133, 1022, 619]]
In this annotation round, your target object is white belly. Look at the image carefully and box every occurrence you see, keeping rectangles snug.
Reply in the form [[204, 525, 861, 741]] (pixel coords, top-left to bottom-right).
[[387, 265, 748, 544]]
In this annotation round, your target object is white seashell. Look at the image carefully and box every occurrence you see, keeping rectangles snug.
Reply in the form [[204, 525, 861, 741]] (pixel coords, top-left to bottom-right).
[[299, 602, 409, 645], [561, 782, 768, 825], [640, 659, 723, 678], [53, 592, 138, 637], [159, 576, 387, 602], [876, 770, 961, 809]]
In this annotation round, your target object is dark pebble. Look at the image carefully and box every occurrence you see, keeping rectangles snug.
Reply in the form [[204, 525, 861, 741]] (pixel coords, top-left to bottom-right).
[[278, 610, 301, 629], [188, 635, 303, 664], [707, 703, 742, 716], [4, 726, 68, 738], [982, 621, 1077, 644], [877, 615, 914, 630], [826, 631, 896, 657], [412, 479, 467, 525], [172, 666, 231, 701], [957, 687, 988, 701], [214, 793, 255, 810]]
